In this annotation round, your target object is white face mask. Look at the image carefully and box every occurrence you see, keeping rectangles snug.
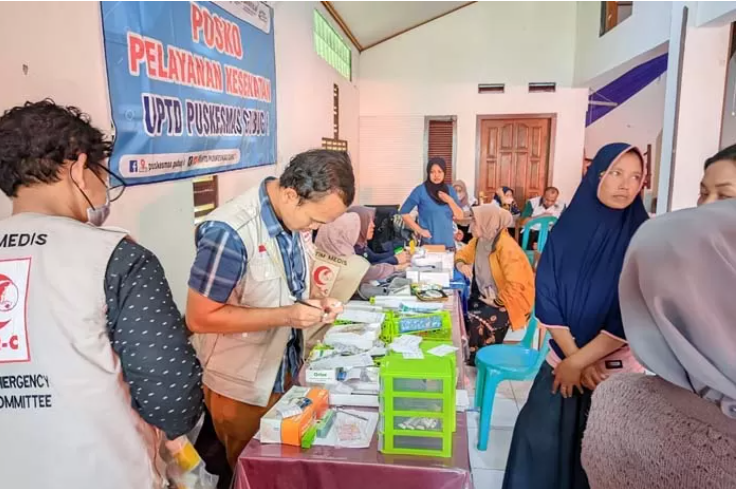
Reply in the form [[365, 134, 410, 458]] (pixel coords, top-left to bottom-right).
[[86, 191, 111, 227]]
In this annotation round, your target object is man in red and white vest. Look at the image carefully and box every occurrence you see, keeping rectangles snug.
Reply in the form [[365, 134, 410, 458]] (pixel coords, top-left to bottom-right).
[[0, 100, 203, 489]]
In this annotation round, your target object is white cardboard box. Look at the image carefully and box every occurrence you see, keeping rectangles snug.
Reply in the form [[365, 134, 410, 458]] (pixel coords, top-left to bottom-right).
[[406, 267, 452, 287], [424, 251, 455, 271], [420, 270, 452, 287]]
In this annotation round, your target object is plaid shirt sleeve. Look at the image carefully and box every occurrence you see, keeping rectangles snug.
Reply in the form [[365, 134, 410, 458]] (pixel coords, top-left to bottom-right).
[[188, 221, 247, 303]]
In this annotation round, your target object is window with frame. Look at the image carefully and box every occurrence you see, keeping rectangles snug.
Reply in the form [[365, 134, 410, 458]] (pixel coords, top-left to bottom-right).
[[600, 1, 633, 36], [426, 118, 456, 183], [193, 175, 219, 225], [314, 10, 351, 80]]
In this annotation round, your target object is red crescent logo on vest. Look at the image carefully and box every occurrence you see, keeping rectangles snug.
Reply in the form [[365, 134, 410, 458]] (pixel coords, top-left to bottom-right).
[[313, 266, 333, 286], [0, 273, 19, 330]]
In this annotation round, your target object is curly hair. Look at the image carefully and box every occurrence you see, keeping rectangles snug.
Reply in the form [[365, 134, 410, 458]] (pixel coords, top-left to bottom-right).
[[279, 149, 355, 206], [0, 99, 112, 197]]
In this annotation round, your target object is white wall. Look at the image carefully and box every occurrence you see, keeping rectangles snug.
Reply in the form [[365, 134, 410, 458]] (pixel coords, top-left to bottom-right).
[[358, 1, 588, 205], [0, 1, 359, 309], [696, 1, 736, 26], [720, 53, 736, 148], [669, 23, 730, 210], [574, 2, 671, 86], [585, 74, 666, 170]]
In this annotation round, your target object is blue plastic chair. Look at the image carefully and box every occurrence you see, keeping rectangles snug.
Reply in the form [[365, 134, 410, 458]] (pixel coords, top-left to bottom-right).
[[520, 216, 558, 266], [474, 313, 550, 451]]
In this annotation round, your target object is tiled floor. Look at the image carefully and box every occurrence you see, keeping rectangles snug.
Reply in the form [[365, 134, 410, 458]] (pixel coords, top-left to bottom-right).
[[464, 367, 532, 489]]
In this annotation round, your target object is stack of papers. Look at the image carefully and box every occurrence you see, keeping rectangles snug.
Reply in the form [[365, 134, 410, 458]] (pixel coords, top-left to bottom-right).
[[324, 323, 381, 351], [372, 295, 423, 310], [309, 353, 374, 371], [337, 305, 385, 325]]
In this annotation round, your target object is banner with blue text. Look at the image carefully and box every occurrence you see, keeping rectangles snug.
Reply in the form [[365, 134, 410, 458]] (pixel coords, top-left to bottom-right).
[[101, 1, 276, 185]]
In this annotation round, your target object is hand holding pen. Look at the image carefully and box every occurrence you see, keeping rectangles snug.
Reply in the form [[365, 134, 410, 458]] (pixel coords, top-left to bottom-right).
[[288, 298, 343, 328]]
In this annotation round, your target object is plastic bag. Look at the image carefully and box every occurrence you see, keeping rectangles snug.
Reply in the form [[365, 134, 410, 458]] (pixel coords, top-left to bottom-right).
[[164, 436, 219, 489]]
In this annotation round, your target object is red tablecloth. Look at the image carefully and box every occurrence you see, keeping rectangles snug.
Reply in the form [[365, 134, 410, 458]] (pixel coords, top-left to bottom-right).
[[235, 293, 473, 489]]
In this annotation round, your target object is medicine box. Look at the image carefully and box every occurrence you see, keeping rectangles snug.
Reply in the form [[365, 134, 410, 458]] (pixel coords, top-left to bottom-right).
[[405, 268, 452, 287], [260, 386, 329, 446]]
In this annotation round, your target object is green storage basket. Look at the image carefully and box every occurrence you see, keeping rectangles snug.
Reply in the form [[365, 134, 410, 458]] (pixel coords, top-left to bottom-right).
[[380, 310, 452, 343], [378, 351, 456, 458]]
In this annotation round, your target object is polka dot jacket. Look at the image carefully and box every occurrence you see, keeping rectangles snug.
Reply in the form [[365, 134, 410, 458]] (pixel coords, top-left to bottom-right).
[[105, 239, 204, 439]]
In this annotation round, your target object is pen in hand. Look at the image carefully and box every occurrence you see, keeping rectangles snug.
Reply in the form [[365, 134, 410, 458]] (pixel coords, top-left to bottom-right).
[[296, 299, 323, 311]]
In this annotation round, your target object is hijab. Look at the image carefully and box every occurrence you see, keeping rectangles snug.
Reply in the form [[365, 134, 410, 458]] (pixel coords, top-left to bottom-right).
[[619, 199, 736, 419], [424, 157, 450, 205], [493, 186, 513, 206], [493, 186, 520, 215], [535, 143, 648, 355], [348, 206, 376, 248], [453, 180, 471, 208], [314, 212, 361, 257], [471, 205, 514, 298]]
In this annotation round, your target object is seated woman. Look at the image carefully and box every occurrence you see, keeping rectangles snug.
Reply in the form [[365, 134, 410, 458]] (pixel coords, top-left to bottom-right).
[[400, 157, 464, 249], [582, 199, 736, 489], [503, 143, 649, 489], [698, 143, 736, 205], [315, 212, 396, 283], [349, 206, 409, 266], [453, 180, 476, 244], [492, 186, 521, 237], [454, 205, 534, 363]]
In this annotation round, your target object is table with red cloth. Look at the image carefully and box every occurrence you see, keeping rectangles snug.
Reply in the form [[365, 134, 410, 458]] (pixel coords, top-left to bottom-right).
[[235, 292, 473, 489]]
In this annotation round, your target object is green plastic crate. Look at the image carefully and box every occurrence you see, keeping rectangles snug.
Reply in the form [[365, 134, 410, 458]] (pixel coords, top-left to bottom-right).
[[378, 351, 456, 458], [380, 310, 452, 343]]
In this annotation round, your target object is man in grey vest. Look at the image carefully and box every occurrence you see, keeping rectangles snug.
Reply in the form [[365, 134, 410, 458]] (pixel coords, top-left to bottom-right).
[[186, 149, 354, 467], [0, 100, 203, 488]]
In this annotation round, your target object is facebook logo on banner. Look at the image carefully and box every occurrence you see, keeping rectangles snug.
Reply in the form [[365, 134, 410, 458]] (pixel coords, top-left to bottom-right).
[[129, 160, 139, 173]]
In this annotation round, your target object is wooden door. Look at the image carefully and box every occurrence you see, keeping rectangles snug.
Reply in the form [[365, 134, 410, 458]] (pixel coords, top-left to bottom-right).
[[477, 118, 550, 208]]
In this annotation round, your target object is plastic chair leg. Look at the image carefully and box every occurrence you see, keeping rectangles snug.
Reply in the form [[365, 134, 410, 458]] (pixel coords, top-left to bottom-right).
[[477, 370, 501, 451], [475, 363, 486, 409]]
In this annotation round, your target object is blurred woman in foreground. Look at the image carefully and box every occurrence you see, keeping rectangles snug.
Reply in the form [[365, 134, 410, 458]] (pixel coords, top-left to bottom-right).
[[583, 199, 736, 489]]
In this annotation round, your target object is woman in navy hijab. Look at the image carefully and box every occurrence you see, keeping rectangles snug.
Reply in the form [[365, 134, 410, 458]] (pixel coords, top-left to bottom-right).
[[503, 143, 649, 489]]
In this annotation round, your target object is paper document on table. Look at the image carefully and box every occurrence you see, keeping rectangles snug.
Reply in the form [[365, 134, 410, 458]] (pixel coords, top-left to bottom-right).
[[343, 301, 385, 313], [389, 335, 422, 353], [427, 344, 458, 357], [389, 334, 424, 359], [372, 296, 417, 310], [328, 393, 379, 408], [310, 353, 374, 370], [337, 308, 385, 325], [330, 382, 354, 395], [345, 368, 363, 381], [313, 409, 378, 449], [367, 346, 387, 357]]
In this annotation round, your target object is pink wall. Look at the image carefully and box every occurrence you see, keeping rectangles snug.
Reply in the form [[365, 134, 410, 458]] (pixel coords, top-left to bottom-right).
[[358, 81, 589, 206]]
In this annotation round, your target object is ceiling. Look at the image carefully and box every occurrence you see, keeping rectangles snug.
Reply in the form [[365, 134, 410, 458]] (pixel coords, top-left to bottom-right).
[[326, 1, 473, 50]]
